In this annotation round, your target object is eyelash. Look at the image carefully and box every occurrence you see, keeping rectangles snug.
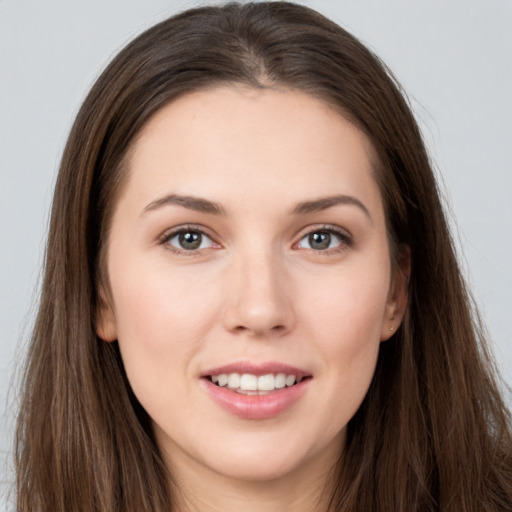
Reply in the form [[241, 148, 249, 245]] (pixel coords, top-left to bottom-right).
[[294, 225, 353, 254], [158, 224, 353, 255], [159, 225, 218, 256]]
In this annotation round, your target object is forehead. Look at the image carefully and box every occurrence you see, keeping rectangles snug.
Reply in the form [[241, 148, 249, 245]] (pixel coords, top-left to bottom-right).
[[121, 86, 383, 219]]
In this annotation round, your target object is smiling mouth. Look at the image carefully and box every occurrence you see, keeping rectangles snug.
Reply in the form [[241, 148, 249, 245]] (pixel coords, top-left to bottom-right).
[[207, 372, 311, 395]]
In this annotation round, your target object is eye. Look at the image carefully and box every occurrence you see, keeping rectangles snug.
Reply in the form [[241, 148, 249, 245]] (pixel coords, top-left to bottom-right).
[[163, 228, 216, 252], [295, 228, 351, 252]]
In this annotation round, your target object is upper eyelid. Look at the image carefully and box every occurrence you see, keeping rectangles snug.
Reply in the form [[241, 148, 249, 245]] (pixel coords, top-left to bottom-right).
[[157, 223, 353, 248], [295, 224, 352, 240], [293, 225, 354, 252], [159, 226, 220, 256], [159, 224, 217, 242]]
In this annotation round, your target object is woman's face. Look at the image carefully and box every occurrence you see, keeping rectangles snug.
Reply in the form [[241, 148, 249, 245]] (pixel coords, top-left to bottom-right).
[[97, 87, 407, 484]]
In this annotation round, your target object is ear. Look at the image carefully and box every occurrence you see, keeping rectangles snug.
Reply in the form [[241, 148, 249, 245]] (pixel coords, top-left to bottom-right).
[[95, 287, 117, 342], [380, 246, 410, 341]]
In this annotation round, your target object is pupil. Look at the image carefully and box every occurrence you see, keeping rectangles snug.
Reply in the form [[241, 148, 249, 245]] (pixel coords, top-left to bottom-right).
[[179, 231, 201, 250], [309, 232, 330, 250]]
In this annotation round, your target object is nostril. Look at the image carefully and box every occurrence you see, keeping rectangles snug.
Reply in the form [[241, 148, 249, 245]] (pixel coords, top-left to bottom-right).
[[232, 323, 286, 336]]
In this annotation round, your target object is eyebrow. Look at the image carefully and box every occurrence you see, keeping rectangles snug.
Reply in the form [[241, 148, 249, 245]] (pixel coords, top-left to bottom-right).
[[141, 192, 371, 221], [141, 194, 226, 216], [292, 195, 372, 221]]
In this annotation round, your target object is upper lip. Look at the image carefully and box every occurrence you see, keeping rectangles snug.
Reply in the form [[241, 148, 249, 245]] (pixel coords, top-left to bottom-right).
[[201, 361, 311, 379]]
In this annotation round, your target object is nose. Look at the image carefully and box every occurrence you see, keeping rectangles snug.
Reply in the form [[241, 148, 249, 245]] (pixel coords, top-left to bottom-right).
[[222, 249, 295, 338]]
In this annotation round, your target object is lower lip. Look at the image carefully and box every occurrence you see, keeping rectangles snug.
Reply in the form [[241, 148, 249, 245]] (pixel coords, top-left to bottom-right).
[[201, 378, 310, 420]]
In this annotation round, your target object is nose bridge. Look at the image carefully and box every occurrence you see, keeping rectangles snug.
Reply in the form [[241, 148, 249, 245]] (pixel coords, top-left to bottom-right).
[[223, 243, 294, 336]]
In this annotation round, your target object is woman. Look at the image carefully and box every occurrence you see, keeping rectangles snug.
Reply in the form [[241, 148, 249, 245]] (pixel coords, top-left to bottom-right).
[[15, 2, 512, 511]]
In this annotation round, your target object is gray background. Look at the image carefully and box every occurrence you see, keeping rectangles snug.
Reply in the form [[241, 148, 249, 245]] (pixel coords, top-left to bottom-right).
[[1, 0, 511, 506]]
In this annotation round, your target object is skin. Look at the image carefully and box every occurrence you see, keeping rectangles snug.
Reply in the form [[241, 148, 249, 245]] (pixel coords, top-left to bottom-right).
[[97, 86, 408, 512]]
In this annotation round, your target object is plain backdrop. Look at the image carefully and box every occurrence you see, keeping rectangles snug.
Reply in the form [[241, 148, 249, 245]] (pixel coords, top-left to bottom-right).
[[1, 0, 511, 506]]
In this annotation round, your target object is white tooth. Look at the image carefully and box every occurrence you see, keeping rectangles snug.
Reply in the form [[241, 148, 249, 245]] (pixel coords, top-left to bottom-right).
[[227, 373, 240, 389], [285, 374, 296, 387], [258, 374, 275, 391], [236, 389, 260, 395], [296, 376, 303, 383], [217, 374, 228, 387], [240, 373, 258, 391], [275, 373, 286, 389], [211, 375, 218, 384]]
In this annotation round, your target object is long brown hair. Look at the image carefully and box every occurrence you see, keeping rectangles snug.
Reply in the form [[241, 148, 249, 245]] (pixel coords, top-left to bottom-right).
[[15, 2, 512, 511]]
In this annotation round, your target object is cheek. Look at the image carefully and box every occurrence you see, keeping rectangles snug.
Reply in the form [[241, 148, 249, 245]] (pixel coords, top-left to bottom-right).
[[315, 289, 383, 392], [112, 256, 217, 337], [303, 263, 390, 345], [298, 263, 389, 420], [108, 259, 221, 397]]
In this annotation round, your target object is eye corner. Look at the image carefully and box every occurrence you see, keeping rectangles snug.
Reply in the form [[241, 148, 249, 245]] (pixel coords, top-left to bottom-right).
[[159, 224, 221, 255], [293, 224, 353, 254]]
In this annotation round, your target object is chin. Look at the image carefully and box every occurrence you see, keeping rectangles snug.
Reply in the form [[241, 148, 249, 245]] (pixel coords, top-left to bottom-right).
[[211, 454, 308, 483], [197, 428, 344, 485]]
